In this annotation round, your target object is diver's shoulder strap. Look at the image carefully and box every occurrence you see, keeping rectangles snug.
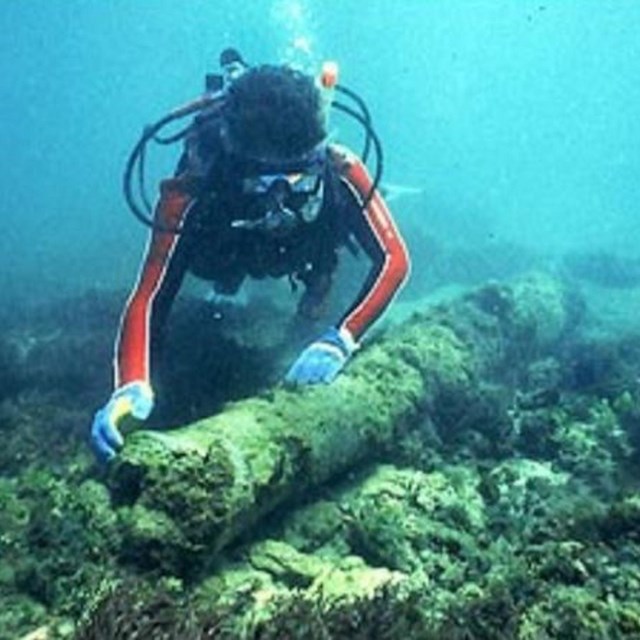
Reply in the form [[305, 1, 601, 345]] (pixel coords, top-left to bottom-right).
[[327, 143, 360, 176]]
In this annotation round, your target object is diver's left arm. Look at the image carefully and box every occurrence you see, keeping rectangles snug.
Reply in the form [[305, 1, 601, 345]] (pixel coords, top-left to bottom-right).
[[334, 153, 410, 343], [285, 148, 410, 385]]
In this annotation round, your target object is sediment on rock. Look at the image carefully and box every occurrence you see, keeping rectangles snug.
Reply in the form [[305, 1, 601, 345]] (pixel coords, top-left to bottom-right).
[[108, 273, 576, 573]]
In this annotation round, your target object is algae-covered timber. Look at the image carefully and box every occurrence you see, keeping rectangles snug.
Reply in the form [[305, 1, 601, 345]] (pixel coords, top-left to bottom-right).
[[108, 273, 573, 573]]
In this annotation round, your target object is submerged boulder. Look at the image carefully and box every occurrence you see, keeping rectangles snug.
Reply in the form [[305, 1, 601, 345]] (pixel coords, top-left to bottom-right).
[[107, 273, 575, 574]]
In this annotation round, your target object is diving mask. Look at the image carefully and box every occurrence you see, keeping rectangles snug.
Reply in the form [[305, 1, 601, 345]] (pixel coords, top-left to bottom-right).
[[232, 168, 325, 234], [242, 171, 322, 198]]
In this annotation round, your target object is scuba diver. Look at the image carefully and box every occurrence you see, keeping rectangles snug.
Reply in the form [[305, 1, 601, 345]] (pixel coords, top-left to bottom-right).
[[90, 50, 410, 463]]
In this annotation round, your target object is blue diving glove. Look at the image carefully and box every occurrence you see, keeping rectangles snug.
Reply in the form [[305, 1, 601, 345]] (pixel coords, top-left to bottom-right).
[[285, 327, 357, 385], [90, 381, 154, 463]]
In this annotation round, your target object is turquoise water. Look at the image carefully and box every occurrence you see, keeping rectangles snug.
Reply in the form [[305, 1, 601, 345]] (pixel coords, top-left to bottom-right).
[[1, 0, 639, 299], [2, 5, 640, 636]]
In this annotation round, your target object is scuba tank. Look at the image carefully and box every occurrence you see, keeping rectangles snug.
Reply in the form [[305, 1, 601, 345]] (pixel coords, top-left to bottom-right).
[[205, 48, 248, 94]]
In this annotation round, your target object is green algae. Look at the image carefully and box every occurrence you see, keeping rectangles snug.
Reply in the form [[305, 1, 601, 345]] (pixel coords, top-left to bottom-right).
[[103, 274, 572, 575], [4, 275, 640, 638]]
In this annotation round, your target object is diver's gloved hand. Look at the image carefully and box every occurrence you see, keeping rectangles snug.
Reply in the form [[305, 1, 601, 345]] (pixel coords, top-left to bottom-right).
[[90, 381, 154, 463], [285, 327, 357, 385]]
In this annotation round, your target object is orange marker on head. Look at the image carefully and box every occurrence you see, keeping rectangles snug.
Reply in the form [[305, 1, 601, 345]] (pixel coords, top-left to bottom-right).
[[320, 60, 339, 89], [318, 60, 339, 126]]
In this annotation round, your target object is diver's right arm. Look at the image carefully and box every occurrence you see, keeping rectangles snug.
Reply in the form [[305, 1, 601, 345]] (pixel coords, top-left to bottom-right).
[[91, 178, 194, 463]]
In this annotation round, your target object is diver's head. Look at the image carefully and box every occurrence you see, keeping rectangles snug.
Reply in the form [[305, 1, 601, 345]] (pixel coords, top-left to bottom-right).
[[224, 64, 328, 236], [222, 64, 327, 165]]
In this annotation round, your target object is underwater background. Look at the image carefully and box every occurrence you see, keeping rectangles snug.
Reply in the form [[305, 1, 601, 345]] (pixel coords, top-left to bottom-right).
[[2, 1, 640, 638], [3, 0, 640, 300]]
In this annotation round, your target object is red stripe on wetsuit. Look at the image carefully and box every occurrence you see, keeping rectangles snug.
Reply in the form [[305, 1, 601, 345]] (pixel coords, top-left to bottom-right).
[[338, 156, 410, 342], [114, 179, 192, 388]]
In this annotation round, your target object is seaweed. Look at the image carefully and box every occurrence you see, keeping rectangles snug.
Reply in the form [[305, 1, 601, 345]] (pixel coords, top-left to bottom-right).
[[3, 275, 640, 639]]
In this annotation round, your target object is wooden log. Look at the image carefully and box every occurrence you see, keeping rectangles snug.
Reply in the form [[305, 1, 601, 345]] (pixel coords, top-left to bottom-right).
[[109, 273, 574, 573]]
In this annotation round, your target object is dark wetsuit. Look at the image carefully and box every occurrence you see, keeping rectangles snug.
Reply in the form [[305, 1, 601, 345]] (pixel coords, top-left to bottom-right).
[[113, 113, 410, 389]]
